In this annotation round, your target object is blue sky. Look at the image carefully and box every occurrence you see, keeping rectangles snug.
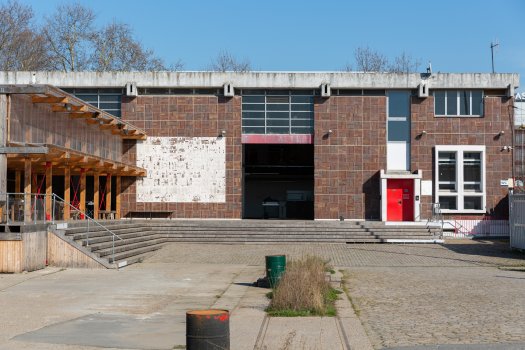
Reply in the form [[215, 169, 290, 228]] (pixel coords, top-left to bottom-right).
[[9, 0, 525, 89]]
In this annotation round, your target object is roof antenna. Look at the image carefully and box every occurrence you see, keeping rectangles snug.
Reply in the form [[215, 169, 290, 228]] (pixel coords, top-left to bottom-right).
[[426, 62, 432, 75], [490, 40, 499, 73]]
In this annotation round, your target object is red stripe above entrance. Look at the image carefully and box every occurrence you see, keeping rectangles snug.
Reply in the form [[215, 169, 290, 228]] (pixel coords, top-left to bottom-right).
[[241, 134, 313, 144]]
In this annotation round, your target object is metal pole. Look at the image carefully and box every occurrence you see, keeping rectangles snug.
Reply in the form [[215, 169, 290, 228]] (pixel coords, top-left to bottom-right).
[[6, 194, 9, 225], [112, 234, 116, 267], [86, 216, 90, 246], [52, 195, 55, 224]]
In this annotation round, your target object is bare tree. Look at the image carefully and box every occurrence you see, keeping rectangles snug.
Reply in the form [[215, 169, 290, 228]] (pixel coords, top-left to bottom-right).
[[388, 52, 421, 73], [0, 1, 51, 70], [354, 46, 388, 72], [209, 50, 251, 72], [342, 63, 353, 72], [43, 2, 95, 71], [90, 21, 170, 71]]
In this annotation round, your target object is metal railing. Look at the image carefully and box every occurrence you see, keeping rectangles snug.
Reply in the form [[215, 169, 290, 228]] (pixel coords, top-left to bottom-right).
[[0, 192, 123, 265], [428, 203, 444, 239], [51, 194, 123, 265]]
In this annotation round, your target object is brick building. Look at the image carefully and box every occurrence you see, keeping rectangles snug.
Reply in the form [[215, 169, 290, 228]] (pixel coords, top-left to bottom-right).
[[0, 71, 519, 223]]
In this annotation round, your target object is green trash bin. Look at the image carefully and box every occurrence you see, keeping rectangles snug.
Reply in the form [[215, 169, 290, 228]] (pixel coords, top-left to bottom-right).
[[265, 255, 286, 288]]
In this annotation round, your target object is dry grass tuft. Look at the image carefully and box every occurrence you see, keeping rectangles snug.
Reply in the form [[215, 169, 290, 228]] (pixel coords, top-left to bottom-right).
[[268, 256, 334, 316]]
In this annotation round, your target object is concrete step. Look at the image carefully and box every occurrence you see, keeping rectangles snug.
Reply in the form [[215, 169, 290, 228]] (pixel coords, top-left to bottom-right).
[[69, 227, 151, 240], [64, 224, 145, 234], [163, 234, 376, 240], [82, 231, 158, 245], [153, 226, 369, 233], [97, 238, 166, 258], [87, 233, 162, 251], [164, 237, 375, 243], [108, 242, 166, 263]]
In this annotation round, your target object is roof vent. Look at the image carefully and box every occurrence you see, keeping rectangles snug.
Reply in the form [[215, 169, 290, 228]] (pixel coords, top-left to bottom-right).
[[321, 83, 331, 98], [223, 83, 234, 97], [125, 82, 138, 97], [418, 82, 429, 98]]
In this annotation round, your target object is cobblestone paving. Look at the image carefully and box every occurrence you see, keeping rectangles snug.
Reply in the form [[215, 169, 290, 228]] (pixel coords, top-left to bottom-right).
[[147, 240, 525, 268], [146, 240, 525, 349], [346, 266, 525, 349]]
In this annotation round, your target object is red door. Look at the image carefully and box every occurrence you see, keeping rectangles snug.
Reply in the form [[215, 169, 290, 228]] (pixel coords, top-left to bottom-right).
[[387, 179, 414, 221]]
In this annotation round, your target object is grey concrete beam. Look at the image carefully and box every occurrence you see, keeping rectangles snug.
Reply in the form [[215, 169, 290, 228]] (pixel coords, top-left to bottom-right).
[[0, 71, 520, 90], [0, 147, 49, 154]]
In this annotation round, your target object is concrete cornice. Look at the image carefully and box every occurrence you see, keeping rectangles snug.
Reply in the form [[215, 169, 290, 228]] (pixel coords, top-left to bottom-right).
[[0, 71, 519, 89]]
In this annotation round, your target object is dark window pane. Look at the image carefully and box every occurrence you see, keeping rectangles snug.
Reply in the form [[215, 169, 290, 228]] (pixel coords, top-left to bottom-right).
[[434, 91, 445, 115], [266, 96, 289, 103], [267, 119, 289, 127], [99, 102, 121, 110], [439, 196, 457, 210], [291, 111, 313, 119], [447, 90, 457, 115], [99, 95, 121, 102], [338, 89, 362, 96], [266, 90, 289, 95], [146, 88, 170, 95], [291, 119, 313, 127], [438, 152, 456, 184], [242, 111, 265, 119], [242, 89, 266, 95], [194, 89, 217, 95], [291, 96, 314, 103], [267, 112, 289, 119], [267, 104, 289, 111], [291, 90, 314, 95], [388, 120, 410, 142], [464, 196, 482, 210], [75, 94, 98, 102], [388, 91, 411, 118], [291, 127, 313, 134], [242, 127, 265, 134], [242, 96, 265, 103], [242, 103, 265, 111], [363, 89, 385, 96], [242, 119, 265, 127], [267, 127, 289, 134], [291, 104, 314, 112], [472, 90, 483, 115], [459, 90, 470, 115]]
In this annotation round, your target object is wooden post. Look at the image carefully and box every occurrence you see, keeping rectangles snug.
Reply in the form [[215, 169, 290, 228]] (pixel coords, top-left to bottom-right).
[[15, 171, 21, 193], [93, 173, 99, 220], [45, 162, 52, 221], [105, 174, 112, 213], [115, 176, 121, 219], [79, 168, 86, 217], [64, 167, 70, 220], [24, 158, 31, 223]]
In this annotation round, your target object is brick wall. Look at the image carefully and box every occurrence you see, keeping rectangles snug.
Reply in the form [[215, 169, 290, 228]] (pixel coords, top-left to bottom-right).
[[314, 96, 387, 220], [120, 95, 242, 218], [411, 96, 513, 219]]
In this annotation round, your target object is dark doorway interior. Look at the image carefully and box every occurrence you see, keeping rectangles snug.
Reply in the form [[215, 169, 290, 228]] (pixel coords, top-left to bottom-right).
[[243, 144, 314, 219]]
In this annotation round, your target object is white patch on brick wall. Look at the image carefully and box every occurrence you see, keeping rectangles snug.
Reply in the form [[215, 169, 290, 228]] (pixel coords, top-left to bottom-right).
[[136, 137, 226, 203]]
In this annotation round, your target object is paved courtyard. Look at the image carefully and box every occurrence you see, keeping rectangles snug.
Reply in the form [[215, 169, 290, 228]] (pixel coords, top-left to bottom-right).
[[0, 239, 524, 349]]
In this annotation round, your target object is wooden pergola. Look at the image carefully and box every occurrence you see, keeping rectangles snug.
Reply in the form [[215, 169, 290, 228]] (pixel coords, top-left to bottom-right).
[[0, 85, 147, 222]]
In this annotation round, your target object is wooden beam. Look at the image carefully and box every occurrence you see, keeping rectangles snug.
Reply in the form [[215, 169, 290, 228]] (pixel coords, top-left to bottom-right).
[[0, 85, 48, 94], [105, 174, 112, 213], [15, 170, 21, 193], [94, 174, 99, 221], [45, 162, 52, 221], [69, 112, 99, 119], [24, 158, 31, 223], [51, 104, 87, 112], [32, 96, 68, 104], [64, 167, 70, 220], [0, 146, 48, 154], [79, 169, 86, 217], [115, 176, 121, 219]]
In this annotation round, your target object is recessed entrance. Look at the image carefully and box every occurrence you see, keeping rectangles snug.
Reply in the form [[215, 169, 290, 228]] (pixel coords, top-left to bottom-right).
[[242, 144, 314, 219]]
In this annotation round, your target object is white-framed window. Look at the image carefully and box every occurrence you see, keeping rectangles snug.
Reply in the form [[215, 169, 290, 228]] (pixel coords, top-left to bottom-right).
[[435, 145, 486, 213], [433, 90, 484, 117]]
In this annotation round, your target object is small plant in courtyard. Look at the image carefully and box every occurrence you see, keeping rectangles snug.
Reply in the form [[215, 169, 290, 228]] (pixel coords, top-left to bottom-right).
[[266, 256, 341, 317]]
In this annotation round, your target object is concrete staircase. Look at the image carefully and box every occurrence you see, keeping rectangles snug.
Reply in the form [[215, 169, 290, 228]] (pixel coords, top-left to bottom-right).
[[51, 220, 441, 268], [57, 221, 166, 268], [145, 220, 442, 244]]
